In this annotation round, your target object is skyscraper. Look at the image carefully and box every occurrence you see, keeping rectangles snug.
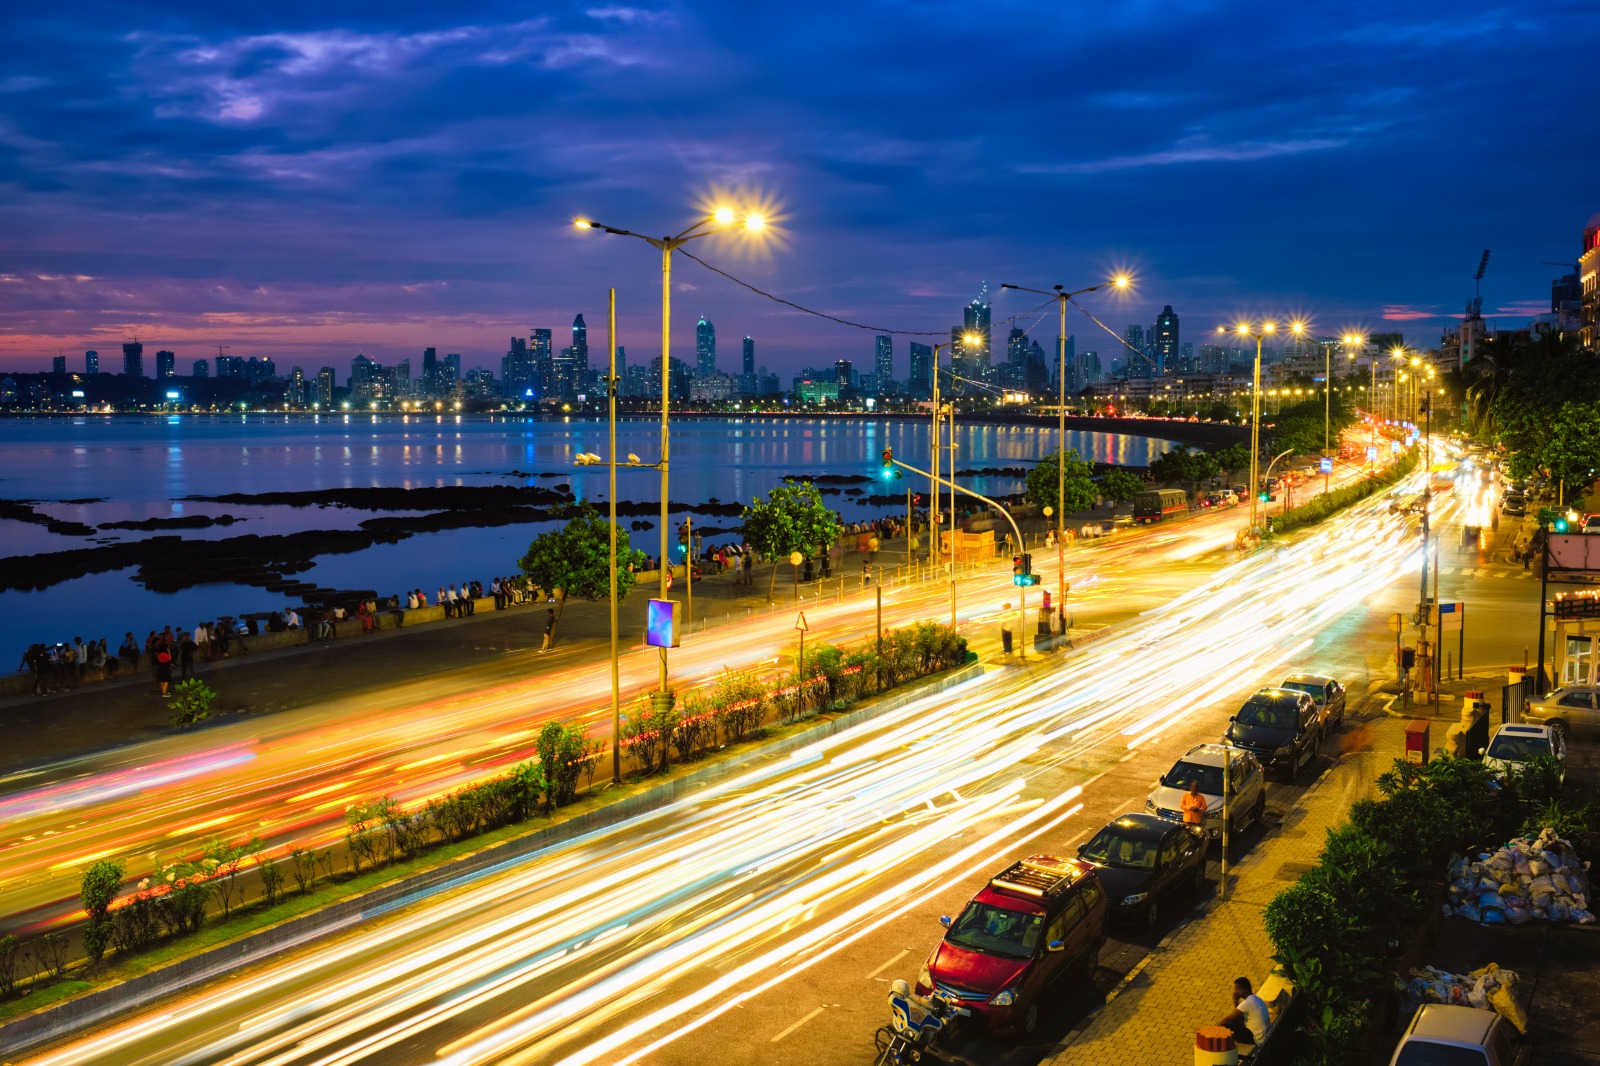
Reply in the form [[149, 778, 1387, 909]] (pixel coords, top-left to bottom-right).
[[571, 315, 589, 375], [422, 348, 438, 397], [695, 315, 716, 378], [962, 289, 992, 381], [51, 355, 66, 374], [122, 341, 144, 377], [1153, 305, 1179, 375], [1123, 325, 1145, 378], [908, 342, 933, 400], [84, 351, 98, 374], [742, 336, 756, 396], [502, 336, 534, 398], [316, 367, 335, 407], [874, 335, 892, 395], [192, 359, 210, 378], [834, 359, 854, 392], [444, 353, 461, 389], [289, 367, 307, 406], [531, 329, 553, 398], [156, 350, 176, 379]]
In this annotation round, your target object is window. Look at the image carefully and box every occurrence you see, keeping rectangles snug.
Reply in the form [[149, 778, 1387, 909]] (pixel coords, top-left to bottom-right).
[[1558, 690, 1594, 709], [1081, 828, 1158, 869], [945, 902, 1043, 959], [1564, 636, 1593, 686], [1159, 832, 1183, 866], [1054, 892, 1087, 938], [1392, 1040, 1489, 1064]]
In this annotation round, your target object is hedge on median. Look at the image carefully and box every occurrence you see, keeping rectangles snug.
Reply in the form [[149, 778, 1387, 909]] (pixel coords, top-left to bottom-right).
[[1265, 449, 1420, 538]]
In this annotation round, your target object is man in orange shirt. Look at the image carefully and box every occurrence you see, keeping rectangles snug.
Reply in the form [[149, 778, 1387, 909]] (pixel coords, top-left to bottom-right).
[[1181, 779, 1208, 828]]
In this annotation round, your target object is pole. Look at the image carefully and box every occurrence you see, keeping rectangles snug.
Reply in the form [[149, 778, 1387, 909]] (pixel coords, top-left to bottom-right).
[[1221, 746, 1232, 900], [1249, 334, 1263, 531], [608, 288, 621, 784], [1058, 295, 1067, 536], [685, 513, 693, 626], [658, 243, 672, 699], [1459, 603, 1465, 680], [950, 578, 956, 630], [875, 585, 883, 662], [798, 626, 805, 678], [906, 486, 913, 573], [1324, 343, 1331, 496], [930, 355, 940, 572], [1536, 536, 1549, 694]]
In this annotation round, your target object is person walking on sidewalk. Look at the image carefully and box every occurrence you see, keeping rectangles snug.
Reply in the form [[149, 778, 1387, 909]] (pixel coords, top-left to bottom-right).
[[1181, 779, 1208, 828], [154, 646, 174, 698], [541, 608, 557, 651], [1219, 977, 1269, 1049]]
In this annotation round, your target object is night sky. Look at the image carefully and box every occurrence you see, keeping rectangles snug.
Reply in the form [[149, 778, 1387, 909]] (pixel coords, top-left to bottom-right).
[[2, 1, 1596, 376]]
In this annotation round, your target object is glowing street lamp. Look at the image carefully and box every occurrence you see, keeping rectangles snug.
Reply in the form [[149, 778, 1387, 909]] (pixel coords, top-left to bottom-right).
[[1218, 319, 1297, 532], [574, 202, 773, 709]]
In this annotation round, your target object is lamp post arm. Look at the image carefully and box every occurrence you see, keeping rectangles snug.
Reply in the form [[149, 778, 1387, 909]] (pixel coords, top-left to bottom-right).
[[889, 458, 1024, 554]]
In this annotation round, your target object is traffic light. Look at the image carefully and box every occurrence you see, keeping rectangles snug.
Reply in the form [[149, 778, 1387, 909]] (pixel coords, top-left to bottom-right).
[[1012, 553, 1039, 586], [1400, 647, 1416, 670], [880, 447, 901, 481], [1554, 517, 1570, 533]]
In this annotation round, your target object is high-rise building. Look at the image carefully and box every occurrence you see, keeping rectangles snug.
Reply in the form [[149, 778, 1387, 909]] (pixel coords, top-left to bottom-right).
[[288, 367, 307, 406], [1581, 220, 1600, 351], [908, 342, 933, 399], [624, 363, 648, 399], [216, 355, 245, 378], [156, 350, 176, 378], [695, 315, 717, 378], [421, 348, 438, 397], [571, 315, 589, 377], [85, 350, 99, 374], [1179, 341, 1194, 372], [316, 367, 335, 407], [834, 359, 854, 392], [1153, 306, 1179, 374], [502, 336, 534, 398], [874, 335, 892, 395], [961, 290, 992, 381], [649, 355, 692, 403], [741, 336, 756, 395], [444, 354, 461, 390], [1123, 325, 1146, 378], [51, 355, 66, 374], [192, 358, 210, 378], [531, 329, 554, 398], [122, 341, 144, 377], [1077, 351, 1102, 387], [393, 359, 410, 398]]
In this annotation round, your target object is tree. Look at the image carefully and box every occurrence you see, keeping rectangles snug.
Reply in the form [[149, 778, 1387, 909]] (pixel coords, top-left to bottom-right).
[[519, 504, 645, 647], [1542, 402, 1600, 497], [80, 858, 124, 963], [1100, 468, 1144, 515], [1149, 447, 1215, 490], [740, 483, 843, 599], [1024, 449, 1098, 516], [1211, 441, 1251, 478]]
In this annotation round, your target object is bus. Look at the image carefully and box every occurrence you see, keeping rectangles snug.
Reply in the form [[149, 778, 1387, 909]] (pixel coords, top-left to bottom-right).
[[1133, 488, 1189, 524]]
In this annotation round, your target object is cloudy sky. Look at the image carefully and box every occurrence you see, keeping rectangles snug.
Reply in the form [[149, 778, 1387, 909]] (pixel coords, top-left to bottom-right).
[[2, 0, 1596, 376]]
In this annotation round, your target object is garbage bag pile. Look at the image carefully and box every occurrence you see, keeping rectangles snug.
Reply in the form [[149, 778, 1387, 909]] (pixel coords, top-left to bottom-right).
[[1441, 828, 1594, 925], [1401, 963, 1528, 1032]]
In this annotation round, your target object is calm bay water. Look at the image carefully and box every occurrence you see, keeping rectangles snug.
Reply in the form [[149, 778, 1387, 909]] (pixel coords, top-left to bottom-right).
[[0, 414, 1176, 656]]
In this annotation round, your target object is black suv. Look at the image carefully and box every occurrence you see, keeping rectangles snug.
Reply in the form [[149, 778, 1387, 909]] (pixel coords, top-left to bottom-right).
[[1223, 687, 1320, 780], [1076, 814, 1206, 929]]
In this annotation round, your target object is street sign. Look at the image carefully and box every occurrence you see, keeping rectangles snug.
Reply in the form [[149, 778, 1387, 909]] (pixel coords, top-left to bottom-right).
[[1388, 612, 1405, 633], [1367, 446, 1379, 462], [646, 598, 679, 648], [1433, 601, 1464, 631], [1320, 457, 1333, 474], [795, 611, 809, 632]]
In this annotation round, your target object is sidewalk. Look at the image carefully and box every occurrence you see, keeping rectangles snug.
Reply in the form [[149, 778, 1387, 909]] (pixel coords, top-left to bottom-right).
[[1045, 693, 1415, 1065]]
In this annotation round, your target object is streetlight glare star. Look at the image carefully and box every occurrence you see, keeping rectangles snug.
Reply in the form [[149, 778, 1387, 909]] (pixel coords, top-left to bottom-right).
[[713, 207, 736, 225]]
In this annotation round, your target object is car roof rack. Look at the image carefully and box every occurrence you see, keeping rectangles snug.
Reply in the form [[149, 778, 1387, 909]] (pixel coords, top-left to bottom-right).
[[990, 854, 1087, 900]]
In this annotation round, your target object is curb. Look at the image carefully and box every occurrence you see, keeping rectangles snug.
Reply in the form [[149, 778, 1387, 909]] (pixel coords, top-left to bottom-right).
[[0, 660, 990, 1056]]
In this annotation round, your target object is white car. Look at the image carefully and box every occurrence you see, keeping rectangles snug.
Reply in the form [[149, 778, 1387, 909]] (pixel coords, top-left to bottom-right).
[[1145, 743, 1266, 840], [1480, 722, 1566, 783]]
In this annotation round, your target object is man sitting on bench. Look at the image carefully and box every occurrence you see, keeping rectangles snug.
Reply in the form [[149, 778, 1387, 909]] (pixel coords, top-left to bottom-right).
[[1219, 976, 1269, 1050]]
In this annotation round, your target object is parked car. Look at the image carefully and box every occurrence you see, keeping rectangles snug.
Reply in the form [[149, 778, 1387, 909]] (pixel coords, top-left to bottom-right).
[[1076, 813, 1206, 929], [917, 854, 1106, 1038], [1279, 673, 1346, 732], [1501, 494, 1526, 516], [1223, 688, 1321, 780], [1387, 1003, 1529, 1065], [1479, 722, 1566, 782], [1581, 513, 1600, 535], [1146, 742, 1266, 839], [1524, 684, 1600, 739]]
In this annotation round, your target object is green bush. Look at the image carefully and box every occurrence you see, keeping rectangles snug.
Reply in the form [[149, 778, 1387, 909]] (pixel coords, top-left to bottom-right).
[[0, 934, 18, 995], [169, 678, 217, 729], [1268, 450, 1419, 537], [79, 859, 124, 964]]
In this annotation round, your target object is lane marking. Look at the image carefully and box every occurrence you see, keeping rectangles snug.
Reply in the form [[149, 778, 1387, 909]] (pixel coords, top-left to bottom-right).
[[771, 1006, 825, 1043], [866, 948, 909, 981]]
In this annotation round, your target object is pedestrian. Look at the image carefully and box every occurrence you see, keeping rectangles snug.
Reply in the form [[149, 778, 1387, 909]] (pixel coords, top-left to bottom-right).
[[178, 630, 197, 679], [1181, 779, 1208, 828], [1000, 603, 1014, 656], [97, 638, 114, 678], [491, 578, 503, 610], [1218, 977, 1269, 1049], [440, 586, 453, 618], [541, 608, 556, 651], [154, 645, 174, 698], [120, 632, 140, 672]]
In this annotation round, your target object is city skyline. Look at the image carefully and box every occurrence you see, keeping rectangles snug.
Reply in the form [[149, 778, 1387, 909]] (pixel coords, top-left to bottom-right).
[[1, 2, 1596, 374]]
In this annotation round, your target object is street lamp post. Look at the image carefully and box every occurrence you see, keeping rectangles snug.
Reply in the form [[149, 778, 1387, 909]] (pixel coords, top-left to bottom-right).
[[999, 276, 1131, 540], [575, 205, 768, 712], [1220, 320, 1302, 532], [928, 336, 978, 571]]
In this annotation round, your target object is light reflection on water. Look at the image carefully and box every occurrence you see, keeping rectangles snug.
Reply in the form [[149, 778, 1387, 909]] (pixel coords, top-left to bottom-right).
[[0, 415, 1176, 651]]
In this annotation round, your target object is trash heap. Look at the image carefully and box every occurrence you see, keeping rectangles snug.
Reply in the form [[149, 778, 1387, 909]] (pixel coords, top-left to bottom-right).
[[1442, 828, 1594, 924], [1401, 963, 1527, 1032]]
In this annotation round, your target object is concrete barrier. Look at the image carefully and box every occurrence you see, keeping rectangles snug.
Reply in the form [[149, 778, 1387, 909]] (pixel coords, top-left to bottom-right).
[[0, 660, 987, 1054]]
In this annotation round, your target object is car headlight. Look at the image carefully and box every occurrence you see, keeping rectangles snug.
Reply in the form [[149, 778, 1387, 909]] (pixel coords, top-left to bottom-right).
[[990, 987, 1016, 1007], [1121, 892, 1149, 906], [918, 961, 931, 989], [1144, 798, 1157, 812], [1274, 744, 1294, 757]]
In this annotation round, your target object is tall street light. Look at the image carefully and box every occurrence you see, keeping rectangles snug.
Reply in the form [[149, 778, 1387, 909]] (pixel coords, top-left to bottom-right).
[[574, 204, 770, 712], [929, 335, 979, 571], [1219, 319, 1302, 532], [999, 274, 1132, 539]]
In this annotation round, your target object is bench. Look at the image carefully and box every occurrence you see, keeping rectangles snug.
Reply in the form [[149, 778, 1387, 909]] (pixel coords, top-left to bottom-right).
[[1240, 972, 1296, 1063]]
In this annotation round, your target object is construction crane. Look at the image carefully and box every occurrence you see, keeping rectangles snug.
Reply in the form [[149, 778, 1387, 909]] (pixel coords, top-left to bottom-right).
[[1467, 249, 1490, 318]]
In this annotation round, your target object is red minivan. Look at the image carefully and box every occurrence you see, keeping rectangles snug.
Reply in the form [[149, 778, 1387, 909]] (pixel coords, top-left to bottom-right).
[[915, 854, 1107, 1038]]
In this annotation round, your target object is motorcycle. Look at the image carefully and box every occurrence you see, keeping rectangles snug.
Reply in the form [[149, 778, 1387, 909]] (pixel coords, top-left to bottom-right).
[[872, 979, 963, 1065]]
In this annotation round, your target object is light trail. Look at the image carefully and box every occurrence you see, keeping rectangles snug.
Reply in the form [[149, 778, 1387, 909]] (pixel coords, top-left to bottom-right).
[[18, 467, 1426, 1065]]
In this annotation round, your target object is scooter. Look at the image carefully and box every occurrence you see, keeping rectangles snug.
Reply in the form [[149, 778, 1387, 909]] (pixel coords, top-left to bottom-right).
[[872, 979, 963, 1065]]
